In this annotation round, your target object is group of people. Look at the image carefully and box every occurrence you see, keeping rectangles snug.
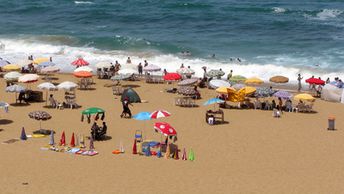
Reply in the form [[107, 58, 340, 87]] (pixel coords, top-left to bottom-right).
[[91, 122, 107, 140]]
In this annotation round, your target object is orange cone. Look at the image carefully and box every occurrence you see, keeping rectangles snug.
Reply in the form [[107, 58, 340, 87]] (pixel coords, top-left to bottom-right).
[[70, 133, 75, 147], [59, 131, 66, 146], [132, 139, 137, 154]]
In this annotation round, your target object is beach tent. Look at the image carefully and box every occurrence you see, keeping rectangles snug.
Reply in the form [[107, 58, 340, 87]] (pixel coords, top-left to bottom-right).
[[121, 88, 141, 103], [321, 84, 343, 102]]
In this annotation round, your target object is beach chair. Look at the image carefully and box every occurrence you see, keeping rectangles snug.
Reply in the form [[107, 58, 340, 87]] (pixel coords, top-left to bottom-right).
[[112, 86, 123, 96]]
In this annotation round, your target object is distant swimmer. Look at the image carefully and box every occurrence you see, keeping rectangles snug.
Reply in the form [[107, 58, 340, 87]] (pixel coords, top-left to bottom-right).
[[181, 50, 191, 56], [211, 54, 216, 58], [314, 64, 320, 67], [237, 58, 241, 62], [126, 57, 131, 64]]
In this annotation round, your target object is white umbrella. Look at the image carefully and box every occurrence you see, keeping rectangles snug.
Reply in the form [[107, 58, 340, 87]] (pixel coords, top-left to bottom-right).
[[38, 82, 57, 105], [143, 64, 161, 72], [118, 68, 137, 75], [16, 59, 33, 67], [41, 66, 60, 73], [209, 79, 231, 89], [4, 71, 22, 82], [57, 81, 78, 90], [6, 84, 26, 103], [18, 74, 39, 83], [95, 61, 112, 69], [74, 66, 93, 72], [177, 67, 195, 75]]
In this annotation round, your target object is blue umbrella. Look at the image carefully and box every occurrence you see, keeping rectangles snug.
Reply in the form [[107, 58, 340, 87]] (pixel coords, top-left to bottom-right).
[[203, 98, 224, 106], [38, 61, 56, 68], [273, 90, 292, 99], [133, 112, 151, 121]]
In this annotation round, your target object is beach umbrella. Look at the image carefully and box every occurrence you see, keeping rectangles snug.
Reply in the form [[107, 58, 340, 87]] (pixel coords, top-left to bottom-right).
[[242, 86, 256, 96], [206, 69, 225, 78], [230, 75, 247, 83], [37, 82, 57, 105], [209, 79, 231, 89], [41, 66, 60, 73], [16, 59, 32, 67], [133, 112, 151, 121], [154, 122, 177, 137], [74, 66, 93, 72], [204, 97, 225, 110], [6, 84, 26, 103], [150, 110, 171, 119], [269, 76, 289, 83], [216, 86, 236, 94], [232, 83, 245, 90], [18, 74, 39, 83], [111, 73, 132, 81], [305, 78, 325, 85], [71, 58, 89, 66], [294, 93, 315, 101], [57, 81, 78, 90], [95, 61, 112, 69], [177, 86, 197, 96], [143, 64, 161, 72], [4, 71, 22, 82], [177, 78, 198, 86], [3, 64, 20, 71], [273, 90, 292, 99], [163, 73, 182, 81], [118, 68, 137, 75], [245, 77, 264, 85], [28, 111, 52, 129], [82, 107, 105, 115], [0, 59, 10, 67], [254, 87, 272, 98], [33, 57, 49, 64], [177, 67, 195, 75], [73, 71, 92, 78], [38, 61, 56, 68]]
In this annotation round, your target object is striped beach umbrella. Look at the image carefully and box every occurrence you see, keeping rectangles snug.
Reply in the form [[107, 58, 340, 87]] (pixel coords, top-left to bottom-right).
[[150, 110, 171, 119], [71, 58, 89, 66]]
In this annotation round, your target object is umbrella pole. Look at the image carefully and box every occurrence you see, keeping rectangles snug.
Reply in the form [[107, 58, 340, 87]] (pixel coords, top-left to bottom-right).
[[39, 120, 42, 130], [46, 91, 48, 106]]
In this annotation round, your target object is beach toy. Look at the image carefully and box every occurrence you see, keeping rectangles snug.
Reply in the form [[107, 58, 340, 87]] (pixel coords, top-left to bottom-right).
[[188, 149, 195, 161], [145, 145, 151, 156], [132, 139, 137, 154], [20, 127, 27, 140], [67, 148, 80, 154], [87, 150, 98, 156], [49, 131, 54, 145], [112, 149, 121, 154], [59, 131, 66, 146], [157, 150, 162, 158], [165, 144, 170, 159], [70, 133, 75, 147], [182, 148, 187, 160], [151, 151, 157, 156]]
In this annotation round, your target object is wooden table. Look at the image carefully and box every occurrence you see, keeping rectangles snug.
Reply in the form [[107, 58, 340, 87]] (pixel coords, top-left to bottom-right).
[[205, 109, 224, 124]]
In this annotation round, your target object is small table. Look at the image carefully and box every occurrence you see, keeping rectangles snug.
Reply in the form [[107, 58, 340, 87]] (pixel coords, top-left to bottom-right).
[[205, 109, 224, 124]]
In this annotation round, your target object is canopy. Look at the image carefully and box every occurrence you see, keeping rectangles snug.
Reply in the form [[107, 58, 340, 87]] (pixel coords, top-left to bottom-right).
[[216, 86, 236, 94], [74, 66, 93, 72], [203, 98, 224, 106], [118, 68, 137, 75], [305, 78, 325, 85], [273, 90, 292, 99], [4, 71, 22, 81], [18, 74, 39, 83], [230, 75, 246, 83], [6, 84, 26, 93], [245, 77, 263, 85], [254, 87, 273, 98], [33, 58, 49, 64], [209, 79, 231, 89], [37, 82, 57, 91], [150, 110, 171, 119], [154, 122, 177, 136], [41, 66, 60, 73], [82, 107, 105, 115], [177, 86, 197, 96], [177, 67, 195, 75], [163, 73, 181, 81], [227, 88, 246, 102], [38, 61, 56, 68], [111, 73, 132, 81], [3, 64, 20, 71], [28, 111, 52, 120], [71, 58, 89, 66], [121, 88, 141, 103], [143, 64, 161, 72], [269, 76, 289, 83], [206, 69, 225, 78], [73, 71, 92, 78], [57, 81, 78, 90], [95, 61, 112, 69], [178, 78, 198, 86], [133, 112, 151, 121], [294, 93, 315, 101]]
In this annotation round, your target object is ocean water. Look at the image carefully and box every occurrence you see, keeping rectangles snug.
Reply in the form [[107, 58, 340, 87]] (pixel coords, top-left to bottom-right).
[[0, 0, 344, 81]]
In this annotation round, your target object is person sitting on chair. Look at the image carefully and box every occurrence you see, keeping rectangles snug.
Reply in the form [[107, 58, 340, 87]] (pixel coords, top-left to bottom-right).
[[91, 122, 100, 140], [97, 122, 107, 140], [49, 94, 57, 108], [18, 90, 27, 104]]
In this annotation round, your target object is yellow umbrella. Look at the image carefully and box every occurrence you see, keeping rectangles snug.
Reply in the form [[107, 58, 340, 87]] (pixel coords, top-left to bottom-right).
[[33, 57, 49, 64], [3, 64, 21, 71], [245, 77, 264, 85], [215, 86, 236, 94], [242, 86, 256, 95], [294, 93, 315, 101]]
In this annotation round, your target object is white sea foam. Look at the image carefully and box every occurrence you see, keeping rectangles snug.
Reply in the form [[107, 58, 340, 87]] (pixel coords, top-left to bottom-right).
[[311, 9, 343, 20], [0, 38, 343, 82], [74, 1, 94, 5], [272, 7, 286, 13]]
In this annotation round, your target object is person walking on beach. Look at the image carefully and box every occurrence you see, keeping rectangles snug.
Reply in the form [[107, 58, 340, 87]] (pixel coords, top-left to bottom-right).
[[297, 74, 303, 92], [120, 97, 132, 118], [227, 70, 233, 81], [138, 63, 143, 75], [126, 57, 131, 64], [144, 60, 148, 67]]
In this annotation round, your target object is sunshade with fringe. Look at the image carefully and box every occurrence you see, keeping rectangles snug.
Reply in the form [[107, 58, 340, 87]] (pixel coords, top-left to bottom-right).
[[4, 71, 22, 81], [209, 79, 231, 89], [111, 73, 132, 81], [245, 77, 264, 85], [57, 81, 78, 90], [163, 73, 181, 81], [143, 64, 161, 72], [73, 71, 92, 78], [230, 75, 247, 83], [74, 66, 93, 72], [71, 58, 89, 66], [273, 90, 292, 99], [177, 78, 198, 86], [18, 74, 39, 83], [294, 93, 315, 101], [216, 86, 236, 94], [269, 76, 289, 83], [206, 69, 225, 78], [177, 67, 195, 75]]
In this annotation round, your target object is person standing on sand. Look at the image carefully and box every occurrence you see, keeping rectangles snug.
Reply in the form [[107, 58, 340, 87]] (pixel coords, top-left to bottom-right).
[[144, 60, 148, 67], [126, 57, 131, 64], [227, 70, 233, 81], [138, 63, 143, 75], [297, 74, 303, 92]]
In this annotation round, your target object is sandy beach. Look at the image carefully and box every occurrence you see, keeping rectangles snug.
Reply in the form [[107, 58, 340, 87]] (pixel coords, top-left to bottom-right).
[[0, 73, 343, 194]]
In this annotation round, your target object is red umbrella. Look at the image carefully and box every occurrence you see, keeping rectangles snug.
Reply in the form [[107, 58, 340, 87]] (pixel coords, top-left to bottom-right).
[[73, 71, 92, 78], [163, 73, 181, 81], [150, 110, 171, 119], [71, 58, 89, 66], [305, 78, 325, 85], [154, 122, 177, 136]]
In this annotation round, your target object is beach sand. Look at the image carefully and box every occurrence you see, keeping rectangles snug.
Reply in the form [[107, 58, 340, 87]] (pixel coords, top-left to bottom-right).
[[0, 74, 344, 194]]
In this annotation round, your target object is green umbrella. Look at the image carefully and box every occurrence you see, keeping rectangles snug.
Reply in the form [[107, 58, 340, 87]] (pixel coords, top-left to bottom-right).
[[82, 107, 105, 115], [230, 75, 247, 83]]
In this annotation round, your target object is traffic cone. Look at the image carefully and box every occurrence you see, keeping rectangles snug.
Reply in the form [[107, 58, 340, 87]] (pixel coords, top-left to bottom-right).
[[132, 139, 137, 154], [165, 144, 170, 159], [145, 145, 151, 156], [49, 130, 54, 145], [188, 148, 195, 161], [182, 148, 187, 161], [89, 136, 94, 150], [70, 133, 75, 147], [59, 131, 66, 146], [20, 127, 27, 140]]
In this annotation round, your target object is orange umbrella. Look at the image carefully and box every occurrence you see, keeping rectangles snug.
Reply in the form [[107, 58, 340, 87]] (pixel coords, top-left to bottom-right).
[[73, 71, 92, 78]]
